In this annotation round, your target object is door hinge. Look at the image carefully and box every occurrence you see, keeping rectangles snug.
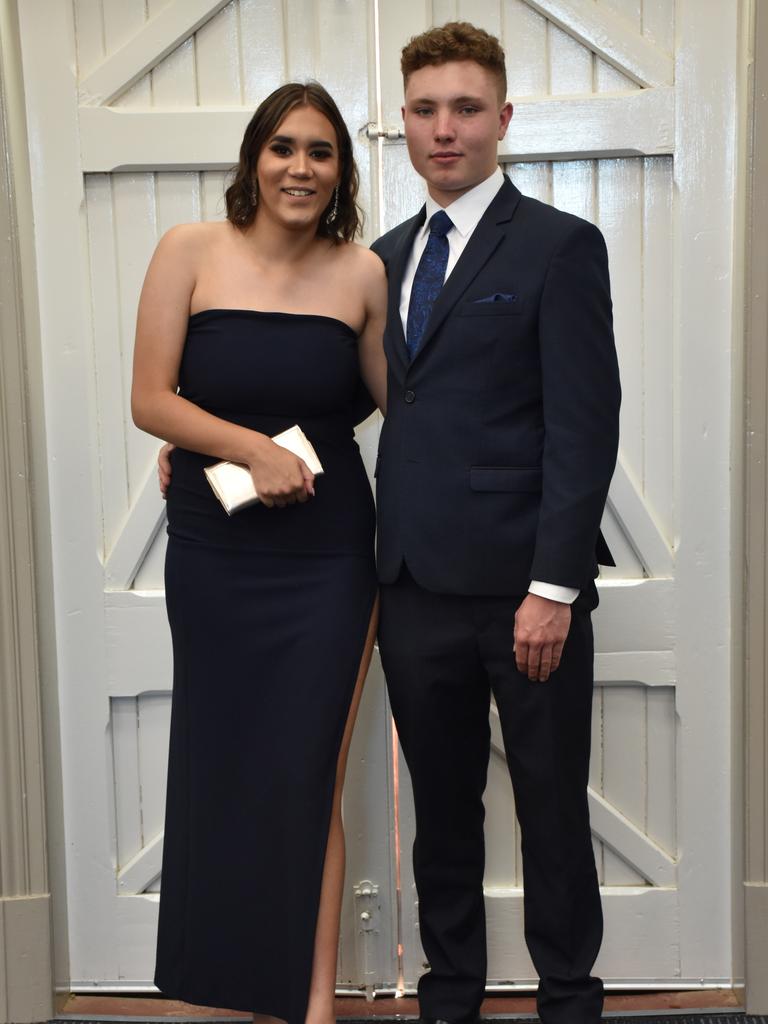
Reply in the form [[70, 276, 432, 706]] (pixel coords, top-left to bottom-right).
[[365, 122, 405, 141], [353, 879, 381, 999]]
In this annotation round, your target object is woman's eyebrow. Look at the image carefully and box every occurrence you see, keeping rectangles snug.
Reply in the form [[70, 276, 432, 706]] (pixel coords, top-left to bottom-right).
[[270, 134, 334, 149]]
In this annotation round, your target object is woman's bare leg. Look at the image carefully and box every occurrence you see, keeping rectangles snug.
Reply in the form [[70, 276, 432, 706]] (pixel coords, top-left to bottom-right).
[[304, 598, 380, 1024]]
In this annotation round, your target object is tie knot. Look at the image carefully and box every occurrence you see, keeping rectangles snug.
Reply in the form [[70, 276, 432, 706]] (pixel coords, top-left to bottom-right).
[[429, 209, 453, 238]]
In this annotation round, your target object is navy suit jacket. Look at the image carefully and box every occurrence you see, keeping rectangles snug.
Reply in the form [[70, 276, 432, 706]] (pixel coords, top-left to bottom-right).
[[370, 176, 621, 596]]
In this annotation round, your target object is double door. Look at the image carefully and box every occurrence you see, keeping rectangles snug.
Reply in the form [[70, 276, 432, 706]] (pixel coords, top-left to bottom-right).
[[16, 0, 739, 992]]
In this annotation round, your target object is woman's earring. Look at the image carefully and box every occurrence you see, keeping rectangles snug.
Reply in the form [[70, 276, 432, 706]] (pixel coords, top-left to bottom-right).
[[250, 185, 258, 206], [326, 185, 339, 224]]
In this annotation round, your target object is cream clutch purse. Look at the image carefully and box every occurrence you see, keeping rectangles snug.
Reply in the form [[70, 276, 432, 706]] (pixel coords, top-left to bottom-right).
[[203, 425, 324, 515]]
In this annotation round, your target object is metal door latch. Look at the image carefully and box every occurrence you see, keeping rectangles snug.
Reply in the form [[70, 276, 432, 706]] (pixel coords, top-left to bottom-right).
[[365, 122, 405, 141], [353, 880, 381, 998]]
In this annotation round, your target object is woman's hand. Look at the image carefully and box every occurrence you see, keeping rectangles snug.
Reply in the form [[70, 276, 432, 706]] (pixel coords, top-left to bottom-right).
[[246, 435, 315, 508], [158, 443, 175, 498]]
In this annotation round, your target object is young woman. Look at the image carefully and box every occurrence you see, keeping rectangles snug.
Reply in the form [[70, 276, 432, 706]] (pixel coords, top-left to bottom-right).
[[131, 82, 387, 1024]]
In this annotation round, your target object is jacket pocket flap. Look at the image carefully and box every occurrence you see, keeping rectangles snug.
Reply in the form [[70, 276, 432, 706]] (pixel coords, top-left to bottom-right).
[[470, 466, 542, 492]]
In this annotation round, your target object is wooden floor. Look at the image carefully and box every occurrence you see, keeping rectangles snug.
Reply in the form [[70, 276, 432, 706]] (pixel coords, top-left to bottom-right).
[[58, 989, 743, 1019]]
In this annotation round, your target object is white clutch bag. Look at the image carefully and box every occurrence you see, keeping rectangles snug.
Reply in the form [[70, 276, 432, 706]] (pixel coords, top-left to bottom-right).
[[203, 424, 324, 516]]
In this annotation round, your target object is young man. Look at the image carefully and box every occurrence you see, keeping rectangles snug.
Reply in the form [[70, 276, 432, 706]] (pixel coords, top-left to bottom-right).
[[372, 22, 620, 1024]]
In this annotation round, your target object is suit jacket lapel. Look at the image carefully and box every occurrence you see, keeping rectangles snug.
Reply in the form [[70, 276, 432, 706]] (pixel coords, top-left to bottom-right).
[[411, 177, 523, 364], [384, 210, 425, 372]]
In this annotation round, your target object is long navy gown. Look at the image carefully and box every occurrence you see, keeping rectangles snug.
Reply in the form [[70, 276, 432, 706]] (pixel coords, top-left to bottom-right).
[[154, 309, 377, 1022]]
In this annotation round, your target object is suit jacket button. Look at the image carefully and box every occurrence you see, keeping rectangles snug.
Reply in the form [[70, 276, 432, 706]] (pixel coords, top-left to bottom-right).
[[404, 389, 416, 403]]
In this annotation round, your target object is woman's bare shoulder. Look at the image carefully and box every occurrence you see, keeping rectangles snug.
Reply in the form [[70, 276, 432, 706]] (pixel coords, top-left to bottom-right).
[[159, 219, 231, 252], [338, 241, 386, 281]]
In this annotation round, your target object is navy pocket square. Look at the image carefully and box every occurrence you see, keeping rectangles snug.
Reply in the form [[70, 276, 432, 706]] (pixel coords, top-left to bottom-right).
[[474, 292, 518, 304]]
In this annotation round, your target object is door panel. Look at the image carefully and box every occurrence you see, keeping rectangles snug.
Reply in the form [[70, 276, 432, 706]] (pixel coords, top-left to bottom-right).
[[23, 0, 393, 990], [376, 0, 730, 990]]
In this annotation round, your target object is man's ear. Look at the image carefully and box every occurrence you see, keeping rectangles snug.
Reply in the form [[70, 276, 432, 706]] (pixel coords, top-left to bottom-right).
[[401, 103, 406, 120], [498, 101, 514, 140]]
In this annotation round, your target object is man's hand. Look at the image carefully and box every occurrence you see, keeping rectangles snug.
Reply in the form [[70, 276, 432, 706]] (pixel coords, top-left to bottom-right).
[[158, 443, 175, 498], [514, 593, 572, 682]]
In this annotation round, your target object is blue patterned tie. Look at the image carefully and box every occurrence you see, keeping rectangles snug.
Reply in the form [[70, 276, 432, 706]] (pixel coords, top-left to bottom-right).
[[406, 209, 453, 359]]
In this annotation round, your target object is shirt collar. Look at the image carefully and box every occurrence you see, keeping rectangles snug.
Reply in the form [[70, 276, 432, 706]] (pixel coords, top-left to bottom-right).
[[421, 166, 505, 239]]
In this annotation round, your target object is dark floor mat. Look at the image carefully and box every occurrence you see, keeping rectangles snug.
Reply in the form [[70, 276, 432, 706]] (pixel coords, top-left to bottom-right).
[[52, 1014, 765, 1024]]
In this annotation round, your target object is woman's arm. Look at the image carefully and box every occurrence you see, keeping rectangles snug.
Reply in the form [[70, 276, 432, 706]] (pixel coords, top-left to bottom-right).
[[356, 250, 388, 415], [131, 225, 313, 507]]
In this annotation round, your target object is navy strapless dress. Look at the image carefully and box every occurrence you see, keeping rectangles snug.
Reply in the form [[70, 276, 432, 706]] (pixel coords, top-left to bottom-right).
[[154, 310, 377, 1020]]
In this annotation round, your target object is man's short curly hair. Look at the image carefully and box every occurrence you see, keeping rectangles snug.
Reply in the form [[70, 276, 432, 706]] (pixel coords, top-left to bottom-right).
[[401, 21, 507, 100]]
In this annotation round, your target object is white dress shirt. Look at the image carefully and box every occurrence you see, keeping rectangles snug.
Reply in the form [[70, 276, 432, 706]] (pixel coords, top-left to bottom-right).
[[400, 167, 579, 605]]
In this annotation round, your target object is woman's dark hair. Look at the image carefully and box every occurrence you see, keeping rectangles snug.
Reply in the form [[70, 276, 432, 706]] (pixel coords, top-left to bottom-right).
[[225, 81, 362, 243]]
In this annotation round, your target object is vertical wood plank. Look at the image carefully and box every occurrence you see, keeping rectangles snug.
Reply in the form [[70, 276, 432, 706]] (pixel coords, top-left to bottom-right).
[[745, 6, 768, 1007], [74, 0, 106, 78], [283, 0, 318, 82], [379, 2, 430, 126], [590, 686, 605, 883], [673, 0, 740, 979], [646, 687, 677, 854], [597, 158, 644, 483], [239, 0, 286, 105], [111, 698, 142, 870], [316, 2, 376, 245], [641, 155, 674, 542], [514, 800, 523, 886], [502, 0, 547, 97], [598, 0, 641, 27], [552, 159, 594, 221], [602, 685, 647, 885], [338, 660, 399, 987], [379, 147, 423, 235], [195, 1, 242, 104], [102, 0, 147, 57], [595, 58, 637, 92], [746, 0, 768, 893], [505, 160, 551, 203], [432, 0, 459, 23], [85, 174, 130, 555], [16, 0, 123, 980], [155, 172, 201, 232], [548, 23, 593, 94], [593, 0, 642, 94], [147, 0, 175, 14], [484, 744, 520, 887], [137, 693, 172, 846], [101, 3, 153, 106], [456, 0, 501, 38], [113, 76, 152, 108], [642, 0, 674, 52], [111, 172, 161, 499], [201, 171, 229, 221], [150, 37, 197, 106]]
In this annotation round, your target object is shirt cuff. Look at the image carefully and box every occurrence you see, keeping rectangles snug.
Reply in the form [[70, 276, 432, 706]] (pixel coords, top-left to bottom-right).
[[528, 580, 579, 604]]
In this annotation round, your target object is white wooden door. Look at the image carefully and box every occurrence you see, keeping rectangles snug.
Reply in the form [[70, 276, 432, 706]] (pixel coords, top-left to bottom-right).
[[17, 0, 740, 995], [16, 0, 396, 992], [376, 0, 740, 991]]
